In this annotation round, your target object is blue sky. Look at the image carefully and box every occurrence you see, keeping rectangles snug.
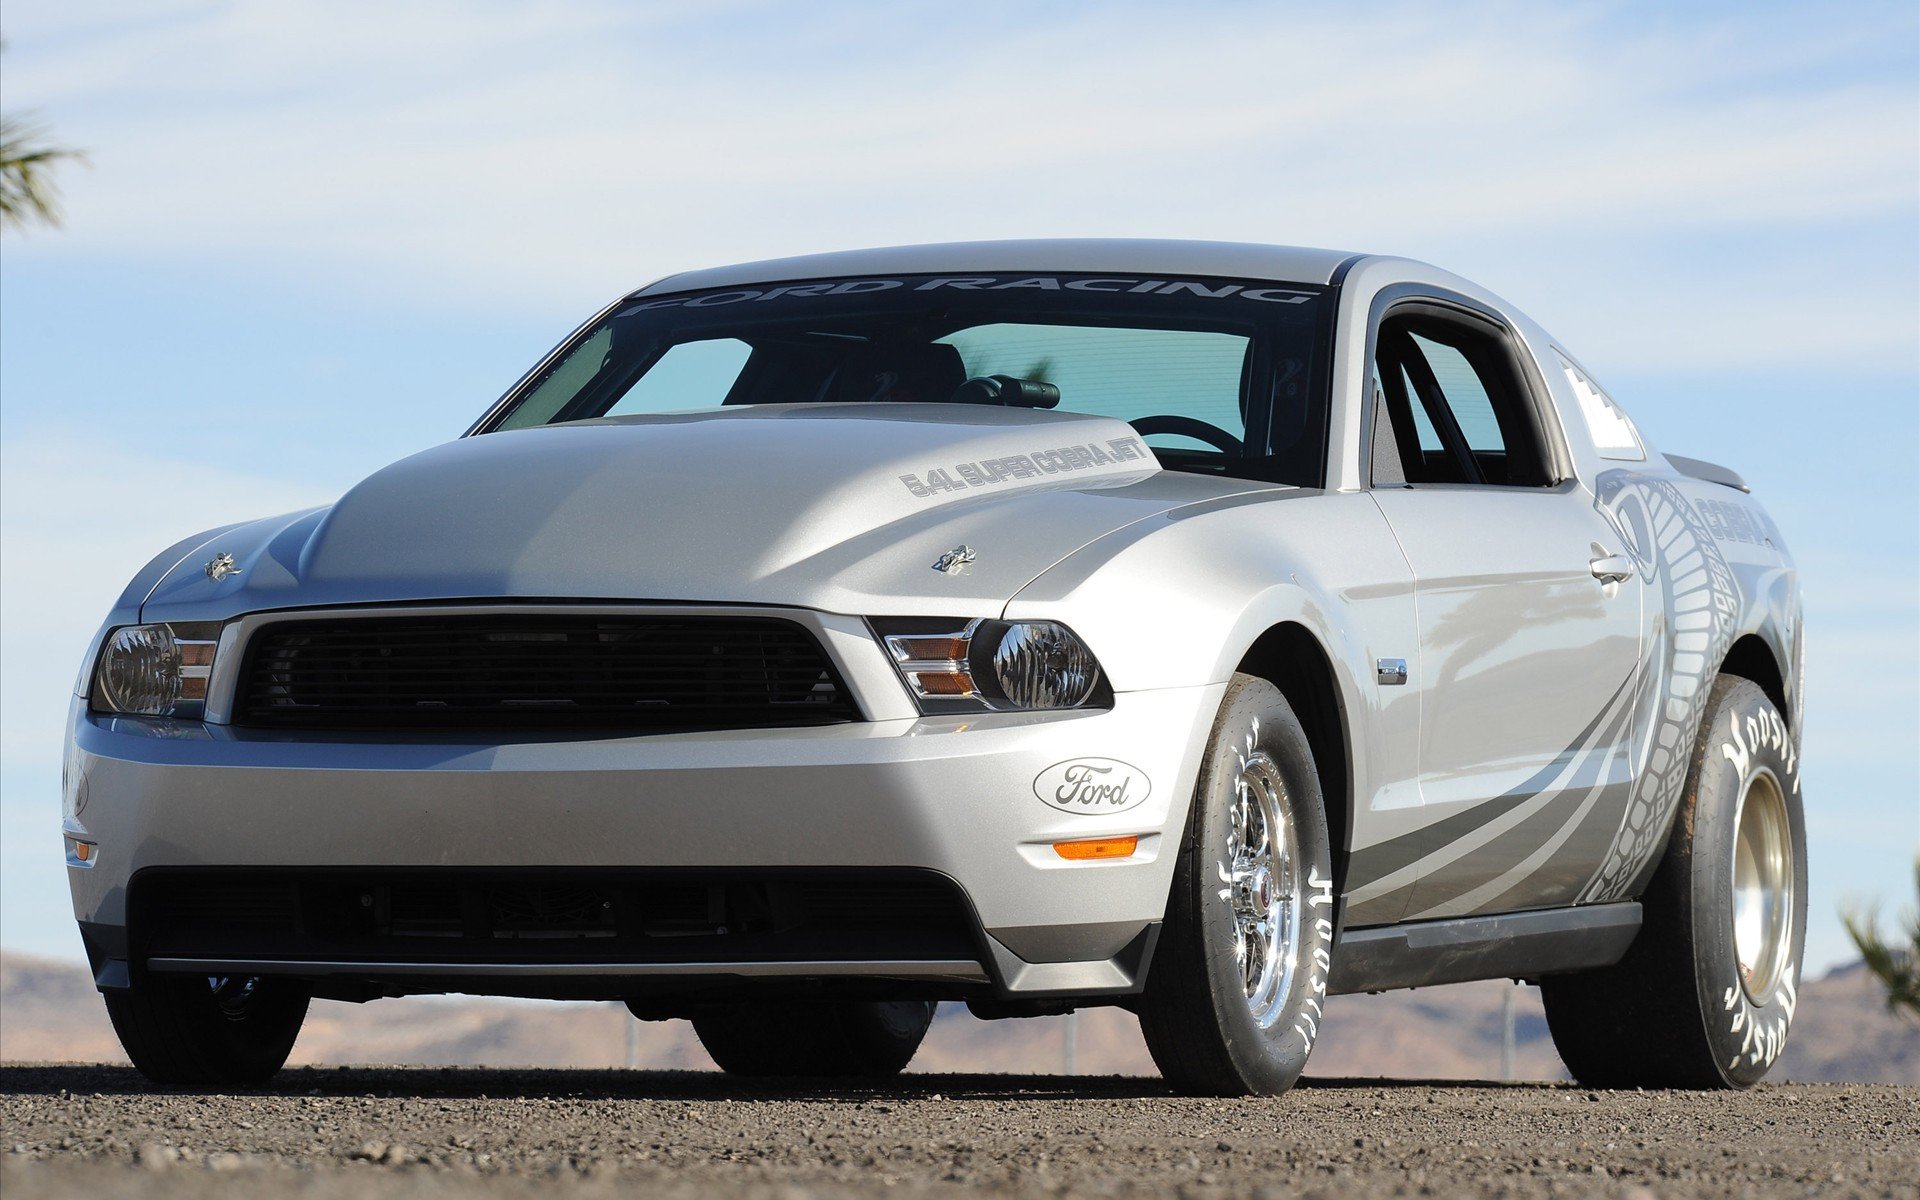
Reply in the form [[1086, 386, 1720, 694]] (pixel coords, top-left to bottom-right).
[[1, 1, 1915, 971]]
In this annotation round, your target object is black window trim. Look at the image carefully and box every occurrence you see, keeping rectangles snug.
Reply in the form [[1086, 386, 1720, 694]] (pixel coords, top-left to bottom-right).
[[1361, 285, 1573, 491]]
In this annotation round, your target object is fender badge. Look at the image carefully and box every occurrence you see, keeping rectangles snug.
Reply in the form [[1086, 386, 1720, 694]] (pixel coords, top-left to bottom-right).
[[931, 544, 976, 575], [204, 552, 242, 582], [1034, 758, 1151, 815]]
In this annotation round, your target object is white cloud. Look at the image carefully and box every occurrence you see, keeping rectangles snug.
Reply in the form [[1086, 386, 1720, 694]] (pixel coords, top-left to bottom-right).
[[0, 2, 1913, 370]]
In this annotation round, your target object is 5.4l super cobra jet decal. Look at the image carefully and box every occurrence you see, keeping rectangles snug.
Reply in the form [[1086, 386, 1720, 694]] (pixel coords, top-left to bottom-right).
[[899, 436, 1151, 498]]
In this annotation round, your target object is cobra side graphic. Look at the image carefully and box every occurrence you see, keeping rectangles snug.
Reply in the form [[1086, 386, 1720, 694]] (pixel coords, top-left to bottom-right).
[[1343, 669, 1641, 922], [1579, 470, 1742, 904]]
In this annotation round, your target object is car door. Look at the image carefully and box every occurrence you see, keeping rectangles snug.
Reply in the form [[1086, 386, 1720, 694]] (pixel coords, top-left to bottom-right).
[[1353, 298, 1645, 923]]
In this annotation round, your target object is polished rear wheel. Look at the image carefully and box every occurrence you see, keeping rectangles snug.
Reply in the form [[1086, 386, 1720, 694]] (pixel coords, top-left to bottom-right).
[[1731, 769, 1795, 1003], [1542, 677, 1806, 1089]]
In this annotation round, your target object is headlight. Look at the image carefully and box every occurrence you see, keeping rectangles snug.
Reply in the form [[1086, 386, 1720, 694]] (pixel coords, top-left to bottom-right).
[[986, 621, 1102, 709], [874, 618, 1108, 714], [91, 622, 221, 718]]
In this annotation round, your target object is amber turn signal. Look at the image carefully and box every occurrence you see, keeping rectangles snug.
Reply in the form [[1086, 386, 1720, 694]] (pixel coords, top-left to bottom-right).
[[1053, 835, 1138, 861], [910, 669, 977, 696]]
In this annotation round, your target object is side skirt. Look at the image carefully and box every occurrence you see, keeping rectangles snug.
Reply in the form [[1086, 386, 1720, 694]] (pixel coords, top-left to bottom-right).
[[1329, 902, 1641, 995]]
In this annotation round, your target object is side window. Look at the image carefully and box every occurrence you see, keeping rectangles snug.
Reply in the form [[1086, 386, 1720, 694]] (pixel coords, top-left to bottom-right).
[[1412, 333, 1502, 454], [1402, 366, 1443, 452], [605, 339, 753, 417], [1371, 308, 1553, 487], [1556, 351, 1644, 460]]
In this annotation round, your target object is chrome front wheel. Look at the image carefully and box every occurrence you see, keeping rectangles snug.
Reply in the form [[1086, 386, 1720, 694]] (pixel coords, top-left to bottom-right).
[[1140, 674, 1334, 1096], [1225, 753, 1302, 1028]]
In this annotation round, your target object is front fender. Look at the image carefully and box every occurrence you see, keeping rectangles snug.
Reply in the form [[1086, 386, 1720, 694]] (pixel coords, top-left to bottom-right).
[[1004, 489, 1419, 822], [1004, 490, 1410, 689]]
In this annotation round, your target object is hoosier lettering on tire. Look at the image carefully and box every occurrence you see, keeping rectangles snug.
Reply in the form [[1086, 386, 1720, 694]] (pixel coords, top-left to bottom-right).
[[1138, 675, 1336, 1096], [1541, 677, 1807, 1089]]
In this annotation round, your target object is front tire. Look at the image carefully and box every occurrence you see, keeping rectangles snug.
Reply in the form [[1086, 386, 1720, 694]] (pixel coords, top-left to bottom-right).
[[103, 975, 308, 1087], [689, 1000, 935, 1077], [1542, 676, 1806, 1088], [1139, 674, 1336, 1096]]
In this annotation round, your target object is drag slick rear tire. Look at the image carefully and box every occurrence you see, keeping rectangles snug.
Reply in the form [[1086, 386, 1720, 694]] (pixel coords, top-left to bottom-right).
[[104, 974, 309, 1087], [1139, 674, 1336, 1096], [1542, 676, 1807, 1089], [688, 1000, 936, 1077]]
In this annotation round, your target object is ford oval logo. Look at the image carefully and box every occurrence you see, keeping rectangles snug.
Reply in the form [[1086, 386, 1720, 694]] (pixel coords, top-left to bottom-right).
[[1034, 758, 1151, 815]]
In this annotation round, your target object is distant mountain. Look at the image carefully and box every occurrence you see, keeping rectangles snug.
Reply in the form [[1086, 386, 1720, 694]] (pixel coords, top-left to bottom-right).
[[3, 951, 1913, 1084]]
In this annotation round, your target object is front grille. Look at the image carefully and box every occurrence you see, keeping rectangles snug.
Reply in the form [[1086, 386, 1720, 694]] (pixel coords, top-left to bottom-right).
[[234, 613, 857, 731], [130, 869, 980, 967]]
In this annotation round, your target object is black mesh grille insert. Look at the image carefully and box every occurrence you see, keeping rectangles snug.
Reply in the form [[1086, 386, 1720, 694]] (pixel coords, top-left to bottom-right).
[[235, 613, 857, 731], [130, 869, 980, 967]]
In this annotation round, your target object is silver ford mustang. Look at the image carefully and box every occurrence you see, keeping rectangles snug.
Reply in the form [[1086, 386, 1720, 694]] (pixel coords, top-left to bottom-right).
[[63, 240, 1806, 1095]]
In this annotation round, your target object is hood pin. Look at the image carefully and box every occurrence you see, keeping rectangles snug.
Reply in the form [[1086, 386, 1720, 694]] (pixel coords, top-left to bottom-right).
[[932, 545, 976, 575]]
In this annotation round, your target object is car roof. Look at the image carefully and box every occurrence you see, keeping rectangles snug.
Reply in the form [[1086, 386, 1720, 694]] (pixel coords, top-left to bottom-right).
[[632, 239, 1367, 296]]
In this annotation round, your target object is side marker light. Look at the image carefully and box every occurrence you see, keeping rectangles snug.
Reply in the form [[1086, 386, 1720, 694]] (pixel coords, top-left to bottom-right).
[[1053, 835, 1139, 861]]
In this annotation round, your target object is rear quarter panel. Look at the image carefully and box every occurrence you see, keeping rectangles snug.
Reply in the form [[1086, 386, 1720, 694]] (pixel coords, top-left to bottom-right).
[[1512, 310, 1804, 902]]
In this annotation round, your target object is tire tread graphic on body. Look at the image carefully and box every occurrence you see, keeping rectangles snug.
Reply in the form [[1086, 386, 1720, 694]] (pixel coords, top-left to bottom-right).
[[1581, 472, 1742, 904]]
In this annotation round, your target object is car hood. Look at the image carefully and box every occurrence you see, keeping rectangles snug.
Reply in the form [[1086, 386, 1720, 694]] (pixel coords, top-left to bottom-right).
[[141, 404, 1281, 621]]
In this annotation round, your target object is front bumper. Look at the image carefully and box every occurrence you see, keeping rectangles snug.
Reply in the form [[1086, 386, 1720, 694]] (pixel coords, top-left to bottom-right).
[[65, 683, 1223, 1000]]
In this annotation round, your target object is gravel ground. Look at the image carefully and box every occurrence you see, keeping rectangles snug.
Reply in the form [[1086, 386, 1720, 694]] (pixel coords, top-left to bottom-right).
[[1, 1064, 1914, 1199]]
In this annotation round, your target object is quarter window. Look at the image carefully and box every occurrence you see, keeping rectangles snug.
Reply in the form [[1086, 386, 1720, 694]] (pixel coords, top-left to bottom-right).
[[1557, 352, 1644, 460]]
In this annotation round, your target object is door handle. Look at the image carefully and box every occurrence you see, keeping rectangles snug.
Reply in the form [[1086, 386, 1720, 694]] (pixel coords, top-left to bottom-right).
[[1590, 553, 1635, 584]]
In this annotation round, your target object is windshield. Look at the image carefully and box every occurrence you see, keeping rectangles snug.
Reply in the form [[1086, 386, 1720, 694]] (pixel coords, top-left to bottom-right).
[[481, 272, 1331, 484]]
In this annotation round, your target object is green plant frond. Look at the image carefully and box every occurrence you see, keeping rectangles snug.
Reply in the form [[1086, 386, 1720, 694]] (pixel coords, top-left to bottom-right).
[[1842, 858, 1920, 1022], [0, 112, 87, 232]]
